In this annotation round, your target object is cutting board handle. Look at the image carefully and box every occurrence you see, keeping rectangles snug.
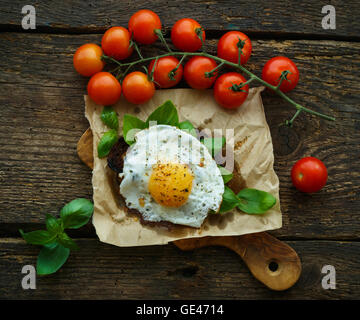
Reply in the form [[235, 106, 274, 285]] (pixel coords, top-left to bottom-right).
[[174, 232, 301, 291]]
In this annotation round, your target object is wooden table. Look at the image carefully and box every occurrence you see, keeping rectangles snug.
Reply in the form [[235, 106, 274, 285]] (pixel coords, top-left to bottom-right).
[[1, 1, 359, 299]]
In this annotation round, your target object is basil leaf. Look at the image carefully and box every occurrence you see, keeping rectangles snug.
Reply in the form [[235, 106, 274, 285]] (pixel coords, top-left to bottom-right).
[[101, 106, 119, 130], [145, 100, 179, 127], [178, 120, 197, 137], [97, 129, 118, 158], [201, 136, 226, 157], [218, 166, 233, 184], [45, 214, 63, 235], [57, 232, 79, 250], [19, 229, 56, 245], [219, 186, 241, 214], [60, 198, 94, 229], [237, 188, 276, 214], [123, 114, 146, 145], [37, 243, 70, 275]]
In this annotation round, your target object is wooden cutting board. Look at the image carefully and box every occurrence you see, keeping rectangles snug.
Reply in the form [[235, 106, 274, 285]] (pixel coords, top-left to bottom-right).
[[77, 128, 301, 291]]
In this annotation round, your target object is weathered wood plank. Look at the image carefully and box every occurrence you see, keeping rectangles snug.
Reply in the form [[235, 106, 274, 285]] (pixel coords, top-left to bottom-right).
[[0, 0, 359, 39], [0, 238, 359, 299], [0, 33, 359, 239]]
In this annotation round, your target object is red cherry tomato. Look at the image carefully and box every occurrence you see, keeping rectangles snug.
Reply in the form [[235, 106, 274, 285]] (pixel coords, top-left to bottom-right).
[[101, 27, 133, 60], [217, 31, 252, 65], [128, 9, 162, 45], [73, 43, 105, 77], [214, 72, 249, 109], [87, 72, 122, 106], [291, 157, 328, 193], [262, 56, 299, 93], [148, 56, 183, 88], [183, 56, 217, 89], [122, 71, 155, 104], [171, 18, 205, 52]]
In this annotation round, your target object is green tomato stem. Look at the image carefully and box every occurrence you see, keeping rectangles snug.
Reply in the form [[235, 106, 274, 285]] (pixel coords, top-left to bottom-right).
[[195, 27, 206, 52], [276, 70, 291, 90], [132, 41, 143, 60], [205, 61, 225, 78], [174, 54, 187, 72], [154, 29, 173, 53], [285, 109, 302, 127], [242, 76, 256, 86], [149, 56, 158, 81]]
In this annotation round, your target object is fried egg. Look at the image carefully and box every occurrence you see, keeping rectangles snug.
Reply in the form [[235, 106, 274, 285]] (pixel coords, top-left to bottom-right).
[[119, 125, 224, 228]]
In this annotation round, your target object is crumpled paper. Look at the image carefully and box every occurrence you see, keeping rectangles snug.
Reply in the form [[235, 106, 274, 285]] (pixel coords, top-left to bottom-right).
[[85, 87, 282, 247]]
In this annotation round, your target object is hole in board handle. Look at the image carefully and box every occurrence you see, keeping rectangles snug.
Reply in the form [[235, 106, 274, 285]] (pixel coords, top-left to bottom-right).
[[268, 261, 279, 272]]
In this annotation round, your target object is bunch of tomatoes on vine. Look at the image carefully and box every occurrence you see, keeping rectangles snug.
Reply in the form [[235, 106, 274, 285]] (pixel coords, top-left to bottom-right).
[[73, 9, 334, 124], [73, 9, 331, 193]]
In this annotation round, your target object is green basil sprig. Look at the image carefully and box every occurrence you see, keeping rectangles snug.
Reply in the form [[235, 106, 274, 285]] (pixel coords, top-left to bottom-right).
[[98, 106, 120, 158], [98, 129, 118, 158], [145, 100, 179, 127], [60, 198, 95, 229], [123, 100, 179, 144], [101, 106, 119, 130], [218, 166, 233, 184], [237, 188, 277, 214], [219, 186, 241, 213], [178, 120, 197, 137], [201, 136, 226, 157], [219, 186, 276, 214], [123, 114, 146, 145], [19, 198, 94, 275], [36, 243, 70, 276]]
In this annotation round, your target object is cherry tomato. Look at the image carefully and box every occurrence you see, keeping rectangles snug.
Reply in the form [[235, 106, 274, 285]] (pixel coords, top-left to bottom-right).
[[214, 72, 249, 109], [73, 43, 105, 77], [183, 56, 217, 89], [87, 72, 122, 105], [171, 18, 205, 52], [122, 71, 155, 104], [217, 31, 252, 65], [148, 56, 183, 88], [101, 27, 133, 60], [262, 56, 299, 93], [291, 157, 327, 193], [128, 9, 162, 45]]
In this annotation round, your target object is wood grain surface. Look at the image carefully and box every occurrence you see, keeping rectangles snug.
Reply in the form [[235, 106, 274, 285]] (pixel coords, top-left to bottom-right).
[[0, 0, 359, 299], [0, 0, 359, 39], [1, 238, 359, 299], [0, 34, 359, 239]]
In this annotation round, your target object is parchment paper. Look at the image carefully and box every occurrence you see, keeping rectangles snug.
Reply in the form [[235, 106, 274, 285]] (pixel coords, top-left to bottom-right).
[[85, 87, 282, 247]]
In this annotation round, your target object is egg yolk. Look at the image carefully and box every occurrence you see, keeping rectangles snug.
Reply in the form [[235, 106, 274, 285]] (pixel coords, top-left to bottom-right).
[[148, 163, 193, 208]]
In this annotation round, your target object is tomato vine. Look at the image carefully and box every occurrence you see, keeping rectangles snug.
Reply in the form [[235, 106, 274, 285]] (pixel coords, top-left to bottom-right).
[[102, 44, 335, 125], [74, 11, 335, 125]]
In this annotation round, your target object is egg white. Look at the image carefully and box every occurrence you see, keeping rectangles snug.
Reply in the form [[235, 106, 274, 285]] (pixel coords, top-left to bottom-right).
[[119, 125, 224, 228]]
